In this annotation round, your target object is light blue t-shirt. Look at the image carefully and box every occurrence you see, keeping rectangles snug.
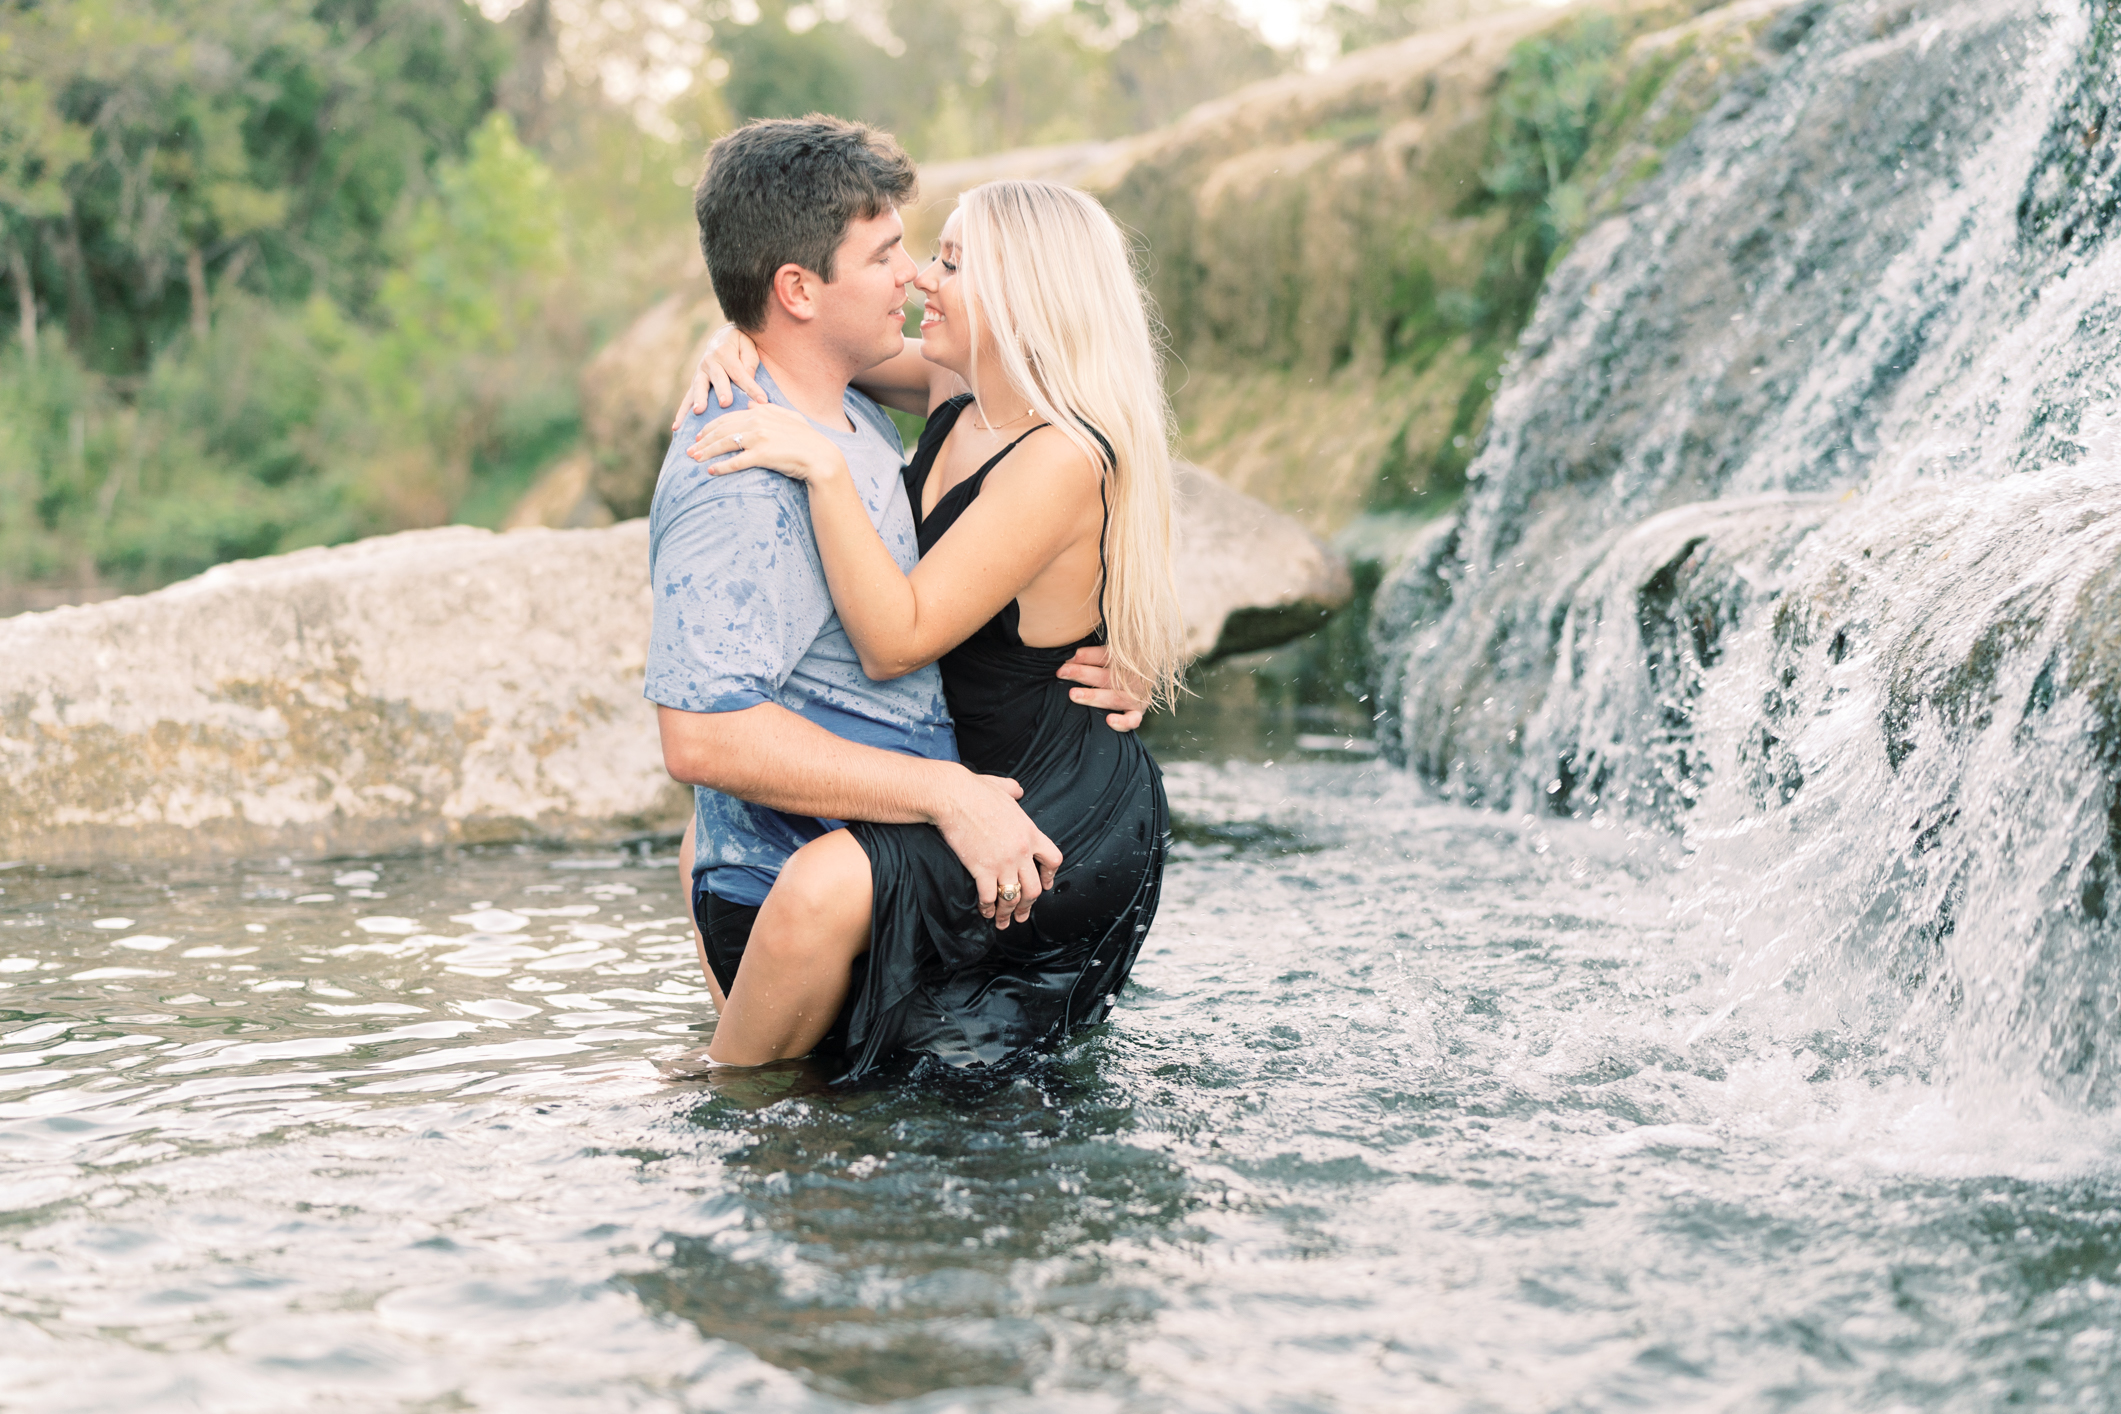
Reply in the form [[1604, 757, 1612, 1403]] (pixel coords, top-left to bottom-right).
[[643, 368, 958, 906]]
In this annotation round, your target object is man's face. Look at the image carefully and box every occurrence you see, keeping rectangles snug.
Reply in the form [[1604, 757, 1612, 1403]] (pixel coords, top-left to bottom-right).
[[812, 208, 918, 371]]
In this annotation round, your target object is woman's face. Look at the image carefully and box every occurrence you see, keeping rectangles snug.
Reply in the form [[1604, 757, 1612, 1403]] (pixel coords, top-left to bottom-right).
[[913, 212, 978, 378]]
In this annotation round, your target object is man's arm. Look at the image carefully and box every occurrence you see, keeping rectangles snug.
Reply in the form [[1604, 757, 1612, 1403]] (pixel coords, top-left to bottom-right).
[[659, 702, 1061, 926]]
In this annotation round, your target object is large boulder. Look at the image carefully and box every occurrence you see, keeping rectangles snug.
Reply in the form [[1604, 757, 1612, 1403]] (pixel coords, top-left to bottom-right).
[[0, 477, 1346, 863], [1174, 462, 1350, 658], [0, 525, 678, 863]]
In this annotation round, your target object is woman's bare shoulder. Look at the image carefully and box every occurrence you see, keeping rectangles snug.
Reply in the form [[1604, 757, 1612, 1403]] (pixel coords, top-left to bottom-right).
[[984, 424, 1105, 506]]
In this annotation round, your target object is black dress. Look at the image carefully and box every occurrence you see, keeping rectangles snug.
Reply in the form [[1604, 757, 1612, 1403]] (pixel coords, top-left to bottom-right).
[[836, 395, 1169, 1082]]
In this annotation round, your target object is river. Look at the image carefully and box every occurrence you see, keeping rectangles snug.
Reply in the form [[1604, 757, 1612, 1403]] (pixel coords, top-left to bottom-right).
[[7, 734, 2119, 1409], [10, 0, 2121, 1402]]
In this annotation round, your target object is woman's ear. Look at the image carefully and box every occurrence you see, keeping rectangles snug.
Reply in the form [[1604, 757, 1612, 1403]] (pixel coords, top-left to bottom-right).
[[771, 263, 819, 324]]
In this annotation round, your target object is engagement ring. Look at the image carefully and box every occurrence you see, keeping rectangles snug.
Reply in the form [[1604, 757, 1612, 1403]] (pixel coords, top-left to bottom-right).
[[999, 883, 1021, 904]]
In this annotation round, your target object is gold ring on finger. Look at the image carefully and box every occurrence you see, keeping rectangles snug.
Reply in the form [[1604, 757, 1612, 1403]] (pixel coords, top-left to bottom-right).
[[999, 882, 1021, 904]]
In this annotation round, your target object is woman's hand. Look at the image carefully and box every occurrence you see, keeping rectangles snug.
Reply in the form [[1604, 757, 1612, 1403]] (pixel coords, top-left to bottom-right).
[[671, 324, 768, 429], [691, 404, 851, 487], [1056, 645, 1147, 732]]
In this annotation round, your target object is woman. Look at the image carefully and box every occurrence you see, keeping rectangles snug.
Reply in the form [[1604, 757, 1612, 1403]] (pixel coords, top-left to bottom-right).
[[684, 179, 1183, 1079]]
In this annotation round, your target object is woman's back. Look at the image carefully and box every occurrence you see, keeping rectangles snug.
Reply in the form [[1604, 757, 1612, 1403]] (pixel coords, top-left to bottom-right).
[[826, 397, 1167, 1080], [910, 395, 1110, 774]]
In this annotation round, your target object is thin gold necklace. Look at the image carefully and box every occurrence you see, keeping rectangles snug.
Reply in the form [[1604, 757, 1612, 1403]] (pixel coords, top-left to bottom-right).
[[972, 401, 1037, 432]]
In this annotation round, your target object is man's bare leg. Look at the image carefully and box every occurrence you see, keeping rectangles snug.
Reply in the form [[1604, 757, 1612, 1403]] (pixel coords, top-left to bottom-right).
[[706, 829, 873, 1064], [678, 828, 728, 1012]]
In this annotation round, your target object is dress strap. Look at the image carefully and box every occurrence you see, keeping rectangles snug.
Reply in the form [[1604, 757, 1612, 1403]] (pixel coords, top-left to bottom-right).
[[1078, 422, 1116, 645], [959, 420, 1053, 492], [990, 422, 1050, 463]]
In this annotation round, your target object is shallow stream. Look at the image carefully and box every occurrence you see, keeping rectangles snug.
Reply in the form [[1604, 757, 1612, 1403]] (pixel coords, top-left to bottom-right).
[[7, 750, 2121, 1410]]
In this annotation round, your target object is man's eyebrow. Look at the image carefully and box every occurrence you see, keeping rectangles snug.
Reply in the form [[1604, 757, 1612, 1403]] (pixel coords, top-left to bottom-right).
[[870, 232, 902, 259]]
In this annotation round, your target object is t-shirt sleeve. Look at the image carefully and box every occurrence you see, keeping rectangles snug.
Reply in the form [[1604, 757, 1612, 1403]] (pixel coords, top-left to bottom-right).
[[644, 454, 831, 715]]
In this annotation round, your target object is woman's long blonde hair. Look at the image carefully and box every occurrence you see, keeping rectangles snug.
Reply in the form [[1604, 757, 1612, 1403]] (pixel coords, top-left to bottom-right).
[[954, 178, 1186, 709]]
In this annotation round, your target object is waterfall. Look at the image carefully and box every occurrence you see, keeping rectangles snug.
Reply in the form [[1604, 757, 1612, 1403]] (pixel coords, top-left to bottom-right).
[[1372, 0, 2121, 1098]]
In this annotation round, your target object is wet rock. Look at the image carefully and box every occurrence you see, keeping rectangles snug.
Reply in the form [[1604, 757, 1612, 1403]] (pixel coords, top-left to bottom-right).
[[1378, 0, 2119, 809], [1, 468, 1347, 862], [1375, 494, 1837, 813], [0, 524, 680, 863], [1711, 472, 2121, 1102], [2017, 0, 2121, 257], [1173, 462, 1352, 659], [1360, 0, 2121, 1099]]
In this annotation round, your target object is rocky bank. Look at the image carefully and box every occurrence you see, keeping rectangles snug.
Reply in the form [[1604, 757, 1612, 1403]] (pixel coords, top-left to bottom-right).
[[0, 462, 1345, 863]]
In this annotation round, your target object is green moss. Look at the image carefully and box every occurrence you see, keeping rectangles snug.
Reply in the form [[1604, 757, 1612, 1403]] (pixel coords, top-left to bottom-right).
[[1101, 1, 1778, 534], [1366, 8, 1777, 513], [1372, 343, 1508, 511]]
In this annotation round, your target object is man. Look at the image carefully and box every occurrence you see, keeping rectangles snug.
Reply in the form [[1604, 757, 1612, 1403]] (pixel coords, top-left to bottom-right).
[[646, 115, 1145, 1017]]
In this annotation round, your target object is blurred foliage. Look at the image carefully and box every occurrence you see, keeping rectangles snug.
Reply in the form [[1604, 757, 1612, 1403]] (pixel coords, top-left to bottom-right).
[[710, 0, 1282, 156], [1466, 14, 1627, 341], [1322, 0, 1539, 55], [2, 0, 1286, 600]]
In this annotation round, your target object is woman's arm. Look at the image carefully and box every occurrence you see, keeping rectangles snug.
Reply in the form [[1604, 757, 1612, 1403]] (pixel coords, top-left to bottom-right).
[[694, 409, 1100, 679], [675, 326, 957, 425], [854, 338, 962, 416]]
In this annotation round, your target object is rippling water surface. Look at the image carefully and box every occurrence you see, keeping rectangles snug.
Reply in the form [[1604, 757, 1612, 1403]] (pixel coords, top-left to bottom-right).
[[6, 756, 2121, 1411]]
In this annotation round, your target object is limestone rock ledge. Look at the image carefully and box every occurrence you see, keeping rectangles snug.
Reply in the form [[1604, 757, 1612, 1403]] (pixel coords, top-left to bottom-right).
[[2, 475, 1347, 863], [0, 524, 677, 864]]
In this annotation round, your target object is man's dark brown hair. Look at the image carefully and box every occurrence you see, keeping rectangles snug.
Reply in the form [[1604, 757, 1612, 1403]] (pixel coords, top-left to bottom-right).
[[693, 115, 919, 331]]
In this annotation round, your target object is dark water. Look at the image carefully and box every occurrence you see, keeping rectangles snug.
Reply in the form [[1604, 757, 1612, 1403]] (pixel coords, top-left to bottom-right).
[[7, 750, 2121, 1410]]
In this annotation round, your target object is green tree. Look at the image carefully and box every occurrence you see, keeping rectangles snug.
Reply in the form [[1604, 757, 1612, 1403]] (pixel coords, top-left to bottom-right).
[[717, 0, 869, 123], [0, 0, 511, 372], [699, 0, 1286, 160]]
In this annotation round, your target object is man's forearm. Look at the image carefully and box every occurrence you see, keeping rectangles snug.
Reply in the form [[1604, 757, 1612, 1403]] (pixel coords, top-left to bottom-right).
[[658, 702, 957, 823]]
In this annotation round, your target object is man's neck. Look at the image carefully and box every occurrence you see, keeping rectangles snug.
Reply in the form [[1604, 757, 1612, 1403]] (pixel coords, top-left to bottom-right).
[[754, 339, 856, 432]]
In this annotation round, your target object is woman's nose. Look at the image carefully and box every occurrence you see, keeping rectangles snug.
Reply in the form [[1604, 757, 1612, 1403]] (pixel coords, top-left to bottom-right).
[[913, 259, 940, 293]]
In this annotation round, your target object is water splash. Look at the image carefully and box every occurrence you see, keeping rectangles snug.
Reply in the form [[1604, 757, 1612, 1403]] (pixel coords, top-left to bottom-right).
[[1373, 0, 2121, 1101]]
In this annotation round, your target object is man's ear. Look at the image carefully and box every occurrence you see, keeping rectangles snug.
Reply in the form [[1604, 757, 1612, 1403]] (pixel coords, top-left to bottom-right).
[[770, 263, 821, 324]]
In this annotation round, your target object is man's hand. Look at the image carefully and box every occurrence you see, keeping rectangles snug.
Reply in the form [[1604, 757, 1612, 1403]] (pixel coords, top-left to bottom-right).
[[931, 769, 1062, 929], [1056, 645, 1149, 732], [658, 703, 1061, 930]]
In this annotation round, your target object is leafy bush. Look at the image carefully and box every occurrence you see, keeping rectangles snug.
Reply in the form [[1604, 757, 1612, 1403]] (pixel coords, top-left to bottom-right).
[[0, 0, 1292, 601], [0, 108, 578, 588]]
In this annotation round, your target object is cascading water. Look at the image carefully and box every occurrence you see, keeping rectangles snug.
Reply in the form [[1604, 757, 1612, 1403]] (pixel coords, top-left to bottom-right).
[[1373, 0, 2121, 1100]]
